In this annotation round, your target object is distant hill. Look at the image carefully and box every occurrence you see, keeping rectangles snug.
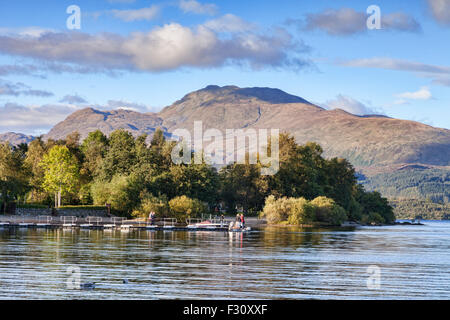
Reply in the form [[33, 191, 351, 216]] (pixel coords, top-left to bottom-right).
[[7, 85, 450, 205], [159, 85, 450, 167], [0, 132, 34, 145], [45, 108, 170, 141]]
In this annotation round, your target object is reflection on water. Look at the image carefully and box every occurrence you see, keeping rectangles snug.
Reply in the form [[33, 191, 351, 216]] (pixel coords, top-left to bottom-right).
[[0, 221, 450, 299]]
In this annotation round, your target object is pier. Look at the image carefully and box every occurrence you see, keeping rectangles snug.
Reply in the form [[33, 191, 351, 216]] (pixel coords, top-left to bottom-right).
[[0, 216, 262, 232]]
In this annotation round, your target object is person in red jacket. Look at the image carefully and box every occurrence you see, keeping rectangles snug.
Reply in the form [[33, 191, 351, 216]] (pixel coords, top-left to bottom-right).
[[240, 214, 245, 229]]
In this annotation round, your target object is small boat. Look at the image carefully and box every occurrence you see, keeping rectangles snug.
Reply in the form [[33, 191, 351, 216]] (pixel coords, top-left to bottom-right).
[[228, 221, 251, 232]]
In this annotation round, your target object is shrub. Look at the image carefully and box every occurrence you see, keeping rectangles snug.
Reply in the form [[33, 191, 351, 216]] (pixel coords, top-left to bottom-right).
[[261, 195, 292, 224], [168, 195, 207, 221], [310, 196, 347, 226], [287, 197, 316, 225], [132, 194, 170, 219]]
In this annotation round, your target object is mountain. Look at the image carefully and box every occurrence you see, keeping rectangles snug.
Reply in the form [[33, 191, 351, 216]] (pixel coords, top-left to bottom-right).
[[159, 85, 450, 167], [42, 85, 450, 204], [45, 108, 169, 141], [0, 132, 35, 145]]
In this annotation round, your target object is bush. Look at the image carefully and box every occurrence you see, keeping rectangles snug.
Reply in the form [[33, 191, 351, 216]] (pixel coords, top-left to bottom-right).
[[287, 197, 316, 225], [168, 195, 207, 221], [310, 196, 347, 226], [261, 195, 292, 224], [132, 194, 170, 219]]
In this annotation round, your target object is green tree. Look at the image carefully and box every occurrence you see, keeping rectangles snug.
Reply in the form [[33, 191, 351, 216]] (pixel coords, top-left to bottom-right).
[[99, 129, 136, 181], [132, 193, 170, 219], [91, 174, 142, 216], [0, 142, 30, 213], [40, 145, 79, 207], [81, 130, 108, 179], [310, 196, 348, 226], [169, 195, 207, 222]]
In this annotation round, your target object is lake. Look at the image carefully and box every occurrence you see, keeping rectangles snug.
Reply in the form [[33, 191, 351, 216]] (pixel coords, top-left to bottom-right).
[[0, 220, 449, 299]]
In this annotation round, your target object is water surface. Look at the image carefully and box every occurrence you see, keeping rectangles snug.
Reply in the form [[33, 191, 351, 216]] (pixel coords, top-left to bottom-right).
[[0, 221, 449, 299]]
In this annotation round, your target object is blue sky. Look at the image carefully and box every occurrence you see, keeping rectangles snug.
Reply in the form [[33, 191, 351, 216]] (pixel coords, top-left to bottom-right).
[[0, 0, 449, 134]]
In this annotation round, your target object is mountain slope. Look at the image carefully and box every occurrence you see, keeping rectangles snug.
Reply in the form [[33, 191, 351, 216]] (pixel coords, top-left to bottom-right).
[[45, 108, 167, 141], [159, 85, 450, 167], [0, 132, 35, 145]]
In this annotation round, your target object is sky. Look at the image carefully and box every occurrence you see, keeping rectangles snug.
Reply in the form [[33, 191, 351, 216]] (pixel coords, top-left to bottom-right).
[[0, 0, 449, 135]]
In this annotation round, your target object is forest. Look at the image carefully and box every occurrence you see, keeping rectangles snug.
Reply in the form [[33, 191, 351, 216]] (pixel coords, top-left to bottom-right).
[[0, 129, 395, 226]]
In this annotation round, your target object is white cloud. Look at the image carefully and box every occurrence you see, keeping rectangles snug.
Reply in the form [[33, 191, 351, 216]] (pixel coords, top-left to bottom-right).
[[104, 100, 158, 113], [59, 94, 88, 104], [112, 5, 160, 22], [178, 0, 218, 15], [396, 86, 432, 100], [0, 23, 306, 72], [339, 57, 450, 86], [0, 79, 53, 97], [204, 14, 256, 32], [0, 27, 55, 37], [323, 95, 380, 116], [427, 0, 450, 25], [0, 103, 77, 135], [299, 8, 420, 36]]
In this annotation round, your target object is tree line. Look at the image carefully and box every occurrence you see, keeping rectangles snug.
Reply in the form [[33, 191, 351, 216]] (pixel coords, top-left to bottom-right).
[[0, 129, 395, 225]]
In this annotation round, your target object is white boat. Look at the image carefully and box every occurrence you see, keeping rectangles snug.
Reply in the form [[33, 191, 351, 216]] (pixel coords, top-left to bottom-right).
[[187, 220, 226, 229]]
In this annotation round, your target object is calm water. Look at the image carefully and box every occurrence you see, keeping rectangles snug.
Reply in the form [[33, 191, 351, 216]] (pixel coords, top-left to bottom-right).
[[0, 221, 449, 300]]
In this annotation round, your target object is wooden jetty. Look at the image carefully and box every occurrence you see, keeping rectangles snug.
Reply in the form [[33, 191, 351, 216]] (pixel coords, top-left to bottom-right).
[[0, 216, 256, 232]]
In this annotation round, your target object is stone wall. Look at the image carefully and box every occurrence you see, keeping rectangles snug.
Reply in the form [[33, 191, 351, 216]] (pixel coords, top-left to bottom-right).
[[57, 209, 108, 217], [16, 207, 52, 216]]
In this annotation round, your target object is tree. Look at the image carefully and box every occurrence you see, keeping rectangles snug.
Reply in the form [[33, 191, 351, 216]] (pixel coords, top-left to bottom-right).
[[24, 137, 47, 202], [268, 135, 324, 200], [98, 129, 136, 181], [220, 162, 267, 214], [170, 161, 220, 205], [40, 145, 79, 207], [310, 196, 347, 226], [91, 174, 142, 216], [80, 130, 108, 179], [0, 142, 30, 213], [169, 195, 207, 222], [132, 193, 170, 219]]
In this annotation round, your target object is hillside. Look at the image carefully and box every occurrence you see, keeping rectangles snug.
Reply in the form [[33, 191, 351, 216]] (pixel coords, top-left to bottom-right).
[[0, 132, 35, 145], [45, 108, 170, 141], [159, 85, 450, 167], [8, 85, 450, 208]]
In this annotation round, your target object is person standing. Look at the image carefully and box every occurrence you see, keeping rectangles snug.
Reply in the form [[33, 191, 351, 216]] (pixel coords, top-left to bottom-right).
[[240, 214, 245, 229]]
